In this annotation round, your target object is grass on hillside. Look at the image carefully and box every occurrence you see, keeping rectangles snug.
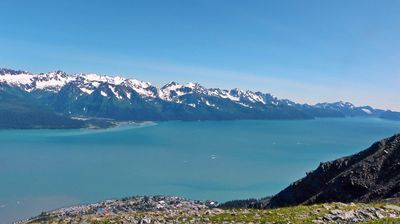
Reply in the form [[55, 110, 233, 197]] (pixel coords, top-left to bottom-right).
[[28, 202, 400, 224]]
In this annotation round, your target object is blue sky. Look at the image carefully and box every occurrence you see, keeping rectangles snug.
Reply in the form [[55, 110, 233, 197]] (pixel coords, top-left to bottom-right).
[[0, 0, 399, 110]]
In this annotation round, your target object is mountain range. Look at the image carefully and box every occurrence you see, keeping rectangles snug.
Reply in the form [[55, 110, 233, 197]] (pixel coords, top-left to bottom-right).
[[0, 68, 399, 128]]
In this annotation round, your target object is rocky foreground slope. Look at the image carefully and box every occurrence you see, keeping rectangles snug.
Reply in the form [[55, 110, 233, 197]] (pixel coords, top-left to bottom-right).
[[20, 197, 400, 224]]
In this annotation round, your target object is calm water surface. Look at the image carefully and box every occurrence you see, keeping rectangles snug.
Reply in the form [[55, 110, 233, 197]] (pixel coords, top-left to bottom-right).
[[1, 118, 399, 223]]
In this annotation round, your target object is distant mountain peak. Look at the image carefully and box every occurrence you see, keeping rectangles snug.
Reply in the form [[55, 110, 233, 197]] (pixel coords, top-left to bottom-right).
[[39, 70, 67, 76], [0, 68, 30, 75]]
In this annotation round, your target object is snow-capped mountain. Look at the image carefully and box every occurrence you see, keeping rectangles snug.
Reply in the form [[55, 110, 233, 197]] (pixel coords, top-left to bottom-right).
[[0, 68, 273, 106], [0, 68, 397, 121], [0, 68, 155, 96]]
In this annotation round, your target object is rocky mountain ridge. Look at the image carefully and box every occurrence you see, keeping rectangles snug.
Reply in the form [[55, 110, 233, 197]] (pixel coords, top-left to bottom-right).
[[267, 134, 400, 208]]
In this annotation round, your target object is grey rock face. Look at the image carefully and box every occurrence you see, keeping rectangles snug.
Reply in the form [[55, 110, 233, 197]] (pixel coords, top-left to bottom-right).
[[322, 207, 398, 223]]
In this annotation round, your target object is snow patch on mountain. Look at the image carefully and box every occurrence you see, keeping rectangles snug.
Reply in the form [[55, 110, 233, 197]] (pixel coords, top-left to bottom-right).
[[0, 72, 33, 86], [362, 108, 373, 114], [80, 87, 94, 95], [109, 86, 123, 100], [126, 91, 132, 99], [100, 91, 108, 97]]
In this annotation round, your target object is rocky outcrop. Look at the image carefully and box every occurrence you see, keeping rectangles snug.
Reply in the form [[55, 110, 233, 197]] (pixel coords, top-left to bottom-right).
[[321, 204, 400, 223], [22, 196, 218, 223], [267, 134, 400, 208], [22, 200, 400, 223]]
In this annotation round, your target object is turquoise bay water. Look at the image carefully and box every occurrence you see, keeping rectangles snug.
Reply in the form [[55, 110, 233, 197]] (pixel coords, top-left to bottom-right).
[[0, 118, 400, 223]]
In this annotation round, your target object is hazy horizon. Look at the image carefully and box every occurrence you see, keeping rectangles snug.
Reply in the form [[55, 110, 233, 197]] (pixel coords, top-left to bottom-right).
[[1, 0, 399, 110]]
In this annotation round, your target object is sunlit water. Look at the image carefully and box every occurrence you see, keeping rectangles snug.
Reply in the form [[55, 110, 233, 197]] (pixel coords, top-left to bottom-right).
[[1, 118, 399, 223]]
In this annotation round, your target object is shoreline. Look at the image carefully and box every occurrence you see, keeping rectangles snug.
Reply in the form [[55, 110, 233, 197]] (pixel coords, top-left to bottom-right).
[[1, 116, 398, 131]]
